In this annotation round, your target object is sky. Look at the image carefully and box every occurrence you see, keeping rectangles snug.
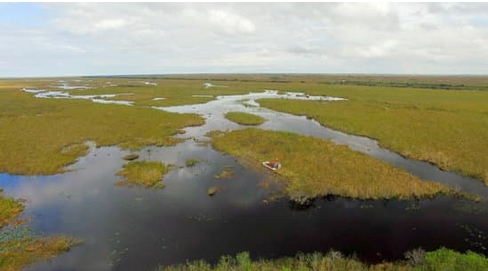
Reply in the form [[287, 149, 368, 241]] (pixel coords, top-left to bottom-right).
[[1, 2, 488, 77]]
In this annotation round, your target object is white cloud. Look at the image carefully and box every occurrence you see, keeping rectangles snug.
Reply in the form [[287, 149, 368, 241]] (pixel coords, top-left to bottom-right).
[[355, 40, 398, 59], [208, 9, 255, 35], [1, 2, 488, 76]]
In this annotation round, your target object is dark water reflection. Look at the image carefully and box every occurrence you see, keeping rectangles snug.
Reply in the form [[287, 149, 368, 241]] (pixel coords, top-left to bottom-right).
[[1, 91, 488, 270], [0, 141, 487, 271]]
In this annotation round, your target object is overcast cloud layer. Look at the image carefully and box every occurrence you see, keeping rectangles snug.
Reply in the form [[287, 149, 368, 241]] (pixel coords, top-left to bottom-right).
[[1, 2, 488, 77]]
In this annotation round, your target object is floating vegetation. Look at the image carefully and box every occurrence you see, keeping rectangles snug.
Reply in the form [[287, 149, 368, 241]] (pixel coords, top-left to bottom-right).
[[452, 201, 488, 215], [0, 223, 81, 271], [359, 204, 374, 209], [214, 167, 234, 180], [0, 234, 82, 271], [107, 232, 129, 267], [405, 202, 421, 211], [185, 159, 199, 167], [116, 161, 168, 188], [187, 214, 213, 222], [123, 154, 139, 161], [459, 224, 488, 252], [0, 194, 24, 229], [207, 187, 219, 196]]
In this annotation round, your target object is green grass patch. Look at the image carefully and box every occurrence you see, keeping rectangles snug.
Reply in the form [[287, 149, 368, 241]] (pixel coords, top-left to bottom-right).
[[0, 193, 82, 271], [185, 159, 199, 167], [123, 154, 140, 161], [224, 112, 266, 126], [3, 76, 488, 184], [211, 128, 450, 200], [258, 84, 488, 185], [116, 161, 169, 188], [214, 167, 234, 180], [0, 231, 82, 271], [0, 194, 24, 229], [158, 248, 488, 271], [0, 81, 203, 175]]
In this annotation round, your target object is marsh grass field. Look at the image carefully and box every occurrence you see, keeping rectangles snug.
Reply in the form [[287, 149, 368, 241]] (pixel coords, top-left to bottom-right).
[[211, 128, 450, 200], [0, 80, 203, 175], [258, 85, 488, 184], [1, 74, 488, 270]]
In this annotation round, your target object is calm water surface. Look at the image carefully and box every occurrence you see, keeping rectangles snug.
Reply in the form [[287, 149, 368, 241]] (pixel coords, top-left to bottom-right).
[[1, 89, 488, 271]]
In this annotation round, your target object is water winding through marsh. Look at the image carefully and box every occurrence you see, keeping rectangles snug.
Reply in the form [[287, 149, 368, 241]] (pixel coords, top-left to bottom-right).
[[2, 89, 488, 271]]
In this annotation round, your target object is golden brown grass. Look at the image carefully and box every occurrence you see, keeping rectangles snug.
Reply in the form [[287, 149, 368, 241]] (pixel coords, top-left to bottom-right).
[[259, 88, 488, 184], [0, 194, 24, 229], [214, 167, 235, 180], [3, 75, 488, 184], [0, 81, 203, 175], [0, 192, 82, 271], [211, 129, 451, 200], [116, 161, 169, 188], [224, 112, 266, 125], [0, 235, 82, 271]]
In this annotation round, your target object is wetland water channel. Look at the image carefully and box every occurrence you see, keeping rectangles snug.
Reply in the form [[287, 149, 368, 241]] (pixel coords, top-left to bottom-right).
[[2, 89, 488, 271]]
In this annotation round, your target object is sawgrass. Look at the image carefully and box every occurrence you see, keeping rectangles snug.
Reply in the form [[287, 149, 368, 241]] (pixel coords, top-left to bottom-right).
[[224, 112, 265, 125], [211, 129, 451, 200], [0, 81, 203, 175], [3, 75, 488, 184], [158, 248, 488, 271], [116, 161, 169, 188], [0, 234, 82, 271], [185, 159, 199, 167], [258, 84, 488, 185], [67, 78, 260, 107], [0, 192, 82, 271], [0, 194, 23, 229]]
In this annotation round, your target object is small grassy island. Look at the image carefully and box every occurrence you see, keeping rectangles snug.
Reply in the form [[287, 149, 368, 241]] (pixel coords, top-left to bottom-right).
[[211, 128, 451, 200], [185, 159, 199, 167], [0, 193, 82, 271], [224, 112, 266, 126], [0, 194, 24, 229], [116, 161, 169, 188]]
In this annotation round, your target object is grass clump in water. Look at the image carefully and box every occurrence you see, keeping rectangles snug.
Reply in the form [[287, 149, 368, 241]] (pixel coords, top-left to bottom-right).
[[207, 187, 219, 196], [158, 248, 488, 271], [116, 161, 168, 188], [123, 154, 139, 161], [224, 112, 266, 126], [185, 159, 199, 167], [0, 194, 82, 271], [211, 128, 451, 200], [214, 167, 234, 180], [0, 227, 82, 271], [0, 194, 24, 229]]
